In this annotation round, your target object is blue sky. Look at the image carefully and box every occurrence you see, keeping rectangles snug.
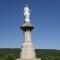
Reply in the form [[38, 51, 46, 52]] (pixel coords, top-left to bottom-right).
[[0, 0, 60, 50]]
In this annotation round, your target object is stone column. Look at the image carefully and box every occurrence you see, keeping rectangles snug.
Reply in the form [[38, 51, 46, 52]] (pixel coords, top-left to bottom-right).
[[20, 22, 36, 60]]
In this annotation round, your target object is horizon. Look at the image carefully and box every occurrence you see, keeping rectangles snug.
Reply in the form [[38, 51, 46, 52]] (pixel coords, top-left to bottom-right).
[[0, 48, 60, 50]]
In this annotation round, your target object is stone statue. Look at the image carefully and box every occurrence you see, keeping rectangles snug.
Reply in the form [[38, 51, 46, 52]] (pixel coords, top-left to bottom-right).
[[24, 5, 31, 22]]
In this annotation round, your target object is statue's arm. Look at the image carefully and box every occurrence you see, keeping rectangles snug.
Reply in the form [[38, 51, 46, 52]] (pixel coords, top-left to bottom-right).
[[28, 8, 32, 12], [29, 9, 32, 12], [24, 8, 26, 12]]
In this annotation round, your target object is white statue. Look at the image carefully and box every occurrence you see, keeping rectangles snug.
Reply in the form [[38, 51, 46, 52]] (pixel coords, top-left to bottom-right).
[[24, 5, 31, 22]]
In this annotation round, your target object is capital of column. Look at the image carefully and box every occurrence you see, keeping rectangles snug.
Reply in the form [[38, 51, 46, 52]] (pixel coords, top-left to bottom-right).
[[20, 22, 34, 31]]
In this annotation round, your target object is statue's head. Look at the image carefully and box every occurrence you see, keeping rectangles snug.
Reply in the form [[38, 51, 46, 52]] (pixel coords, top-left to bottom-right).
[[26, 4, 28, 7]]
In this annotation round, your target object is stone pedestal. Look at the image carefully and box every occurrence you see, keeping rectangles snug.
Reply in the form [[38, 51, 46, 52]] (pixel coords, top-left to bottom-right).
[[20, 22, 36, 60], [20, 42, 36, 59]]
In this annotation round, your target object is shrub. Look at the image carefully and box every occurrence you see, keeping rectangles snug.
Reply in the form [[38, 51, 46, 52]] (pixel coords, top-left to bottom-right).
[[5, 54, 15, 60]]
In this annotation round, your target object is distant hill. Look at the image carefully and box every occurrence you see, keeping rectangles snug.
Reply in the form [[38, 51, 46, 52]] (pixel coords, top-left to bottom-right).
[[0, 48, 60, 59]]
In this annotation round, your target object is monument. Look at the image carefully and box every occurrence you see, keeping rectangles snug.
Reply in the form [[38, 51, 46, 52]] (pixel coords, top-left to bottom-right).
[[20, 5, 37, 60]]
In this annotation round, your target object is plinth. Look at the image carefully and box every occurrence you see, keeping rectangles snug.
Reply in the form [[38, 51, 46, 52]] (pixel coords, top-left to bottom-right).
[[20, 22, 37, 60]]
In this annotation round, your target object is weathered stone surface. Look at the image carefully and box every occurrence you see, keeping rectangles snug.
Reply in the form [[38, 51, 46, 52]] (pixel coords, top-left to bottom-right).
[[20, 22, 36, 60], [20, 42, 36, 59]]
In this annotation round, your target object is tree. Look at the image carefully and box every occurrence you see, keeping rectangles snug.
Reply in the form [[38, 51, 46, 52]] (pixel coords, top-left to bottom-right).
[[54, 57, 59, 60], [5, 54, 15, 60], [47, 56, 54, 60]]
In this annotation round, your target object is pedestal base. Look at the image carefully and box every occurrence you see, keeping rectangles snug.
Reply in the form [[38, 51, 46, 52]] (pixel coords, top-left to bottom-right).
[[17, 58, 42, 60], [20, 42, 36, 59], [20, 58, 37, 60]]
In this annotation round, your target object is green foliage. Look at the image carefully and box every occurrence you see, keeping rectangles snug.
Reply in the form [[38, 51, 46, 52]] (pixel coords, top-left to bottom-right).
[[35, 49, 60, 58], [47, 56, 54, 60], [54, 57, 59, 60], [41, 56, 59, 60], [0, 48, 60, 60], [0, 48, 20, 58], [5, 54, 15, 60]]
